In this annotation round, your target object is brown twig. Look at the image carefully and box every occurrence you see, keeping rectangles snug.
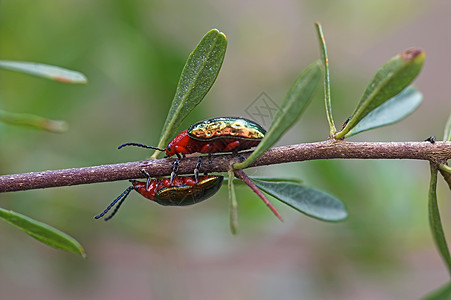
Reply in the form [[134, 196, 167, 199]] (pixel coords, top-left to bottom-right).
[[0, 140, 450, 193]]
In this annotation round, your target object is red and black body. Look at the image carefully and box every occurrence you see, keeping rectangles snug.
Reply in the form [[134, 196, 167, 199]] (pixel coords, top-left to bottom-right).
[[132, 174, 223, 206], [95, 175, 223, 221], [164, 129, 262, 157], [118, 117, 266, 158]]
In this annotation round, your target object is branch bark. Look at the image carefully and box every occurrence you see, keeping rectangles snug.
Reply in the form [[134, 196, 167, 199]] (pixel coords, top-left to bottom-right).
[[0, 140, 450, 193]]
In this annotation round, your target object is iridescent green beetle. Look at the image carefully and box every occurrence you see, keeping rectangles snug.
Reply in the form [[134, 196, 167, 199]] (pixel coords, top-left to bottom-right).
[[118, 117, 266, 158], [185, 117, 266, 153], [188, 117, 266, 142], [116, 117, 265, 182]]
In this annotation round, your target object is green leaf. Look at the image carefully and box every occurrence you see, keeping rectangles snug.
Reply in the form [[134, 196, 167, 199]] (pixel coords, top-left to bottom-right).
[[345, 86, 422, 137], [444, 113, 451, 141], [228, 169, 238, 234], [315, 22, 336, 136], [428, 164, 451, 275], [252, 179, 347, 222], [0, 109, 68, 133], [152, 29, 227, 158], [337, 48, 425, 139], [0, 208, 86, 258], [234, 61, 322, 169], [423, 282, 451, 300], [0, 60, 87, 84]]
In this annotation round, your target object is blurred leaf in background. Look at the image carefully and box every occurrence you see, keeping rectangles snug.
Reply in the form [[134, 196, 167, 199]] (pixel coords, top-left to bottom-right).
[[0, 208, 86, 258], [0, 60, 87, 132]]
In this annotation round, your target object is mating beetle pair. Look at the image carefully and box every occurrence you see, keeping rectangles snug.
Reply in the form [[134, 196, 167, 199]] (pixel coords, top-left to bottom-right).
[[95, 117, 265, 220]]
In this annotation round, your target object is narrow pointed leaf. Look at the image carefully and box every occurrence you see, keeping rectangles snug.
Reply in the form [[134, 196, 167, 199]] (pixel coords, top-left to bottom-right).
[[234, 61, 321, 169], [428, 164, 451, 275], [252, 179, 347, 222], [0, 109, 68, 133], [228, 169, 238, 234], [444, 113, 451, 141], [345, 86, 422, 137], [152, 29, 227, 158], [0, 208, 86, 258], [0, 60, 87, 84], [423, 282, 451, 300], [315, 22, 336, 136], [337, 48, 425, 138]]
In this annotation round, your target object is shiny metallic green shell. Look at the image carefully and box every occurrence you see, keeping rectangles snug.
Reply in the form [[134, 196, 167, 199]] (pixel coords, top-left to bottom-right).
[[187, 117, 266, 141], [154, 175, 224, 206]]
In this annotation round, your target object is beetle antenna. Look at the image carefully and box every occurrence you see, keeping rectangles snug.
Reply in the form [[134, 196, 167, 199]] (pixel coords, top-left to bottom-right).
[[94, 186, 134, 220], [117, 142, 165, 151], [104, 192, 130, 221]]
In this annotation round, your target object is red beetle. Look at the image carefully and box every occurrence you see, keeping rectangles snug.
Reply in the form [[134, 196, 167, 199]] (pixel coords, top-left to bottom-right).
[[118, 117, 266, 180], [95, 173, 224, 221], [118, 117, 266, 158]]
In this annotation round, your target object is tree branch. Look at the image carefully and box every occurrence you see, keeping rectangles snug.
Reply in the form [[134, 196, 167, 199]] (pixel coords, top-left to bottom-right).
[[0, 140, 449, 193]]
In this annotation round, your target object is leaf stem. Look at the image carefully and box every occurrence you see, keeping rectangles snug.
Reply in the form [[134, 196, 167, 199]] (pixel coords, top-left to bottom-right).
[[228, 169, 238, 234], [233, 169, 283, 221]]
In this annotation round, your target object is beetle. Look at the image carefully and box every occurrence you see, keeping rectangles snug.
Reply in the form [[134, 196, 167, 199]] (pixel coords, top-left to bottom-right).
[[94, 173, 224, 221], [118, 117, 266, 180]]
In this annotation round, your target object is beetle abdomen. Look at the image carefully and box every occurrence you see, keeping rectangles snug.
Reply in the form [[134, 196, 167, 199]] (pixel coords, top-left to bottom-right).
[[154, 175, 223, 206], [187, 117, 266, 141]]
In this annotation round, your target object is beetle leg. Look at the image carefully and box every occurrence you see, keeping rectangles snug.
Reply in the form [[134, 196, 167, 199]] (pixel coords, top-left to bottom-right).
[[170, 158, 180, 185], [207, 153, 213, 175], [200, 143, 213, 153], [174, 146, 189, 158], [175, 152, 182, 160], [224, 140, 241, 152], [170, 172, 176, 185], [230, 148, 246, 162], [194, 156, 202, 182], [170, 149, 186, 185], [140, 169, 151, 190]]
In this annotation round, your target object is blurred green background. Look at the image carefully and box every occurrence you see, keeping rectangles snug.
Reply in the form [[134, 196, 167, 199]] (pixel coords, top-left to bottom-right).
[[0, 1, 450, 299]]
